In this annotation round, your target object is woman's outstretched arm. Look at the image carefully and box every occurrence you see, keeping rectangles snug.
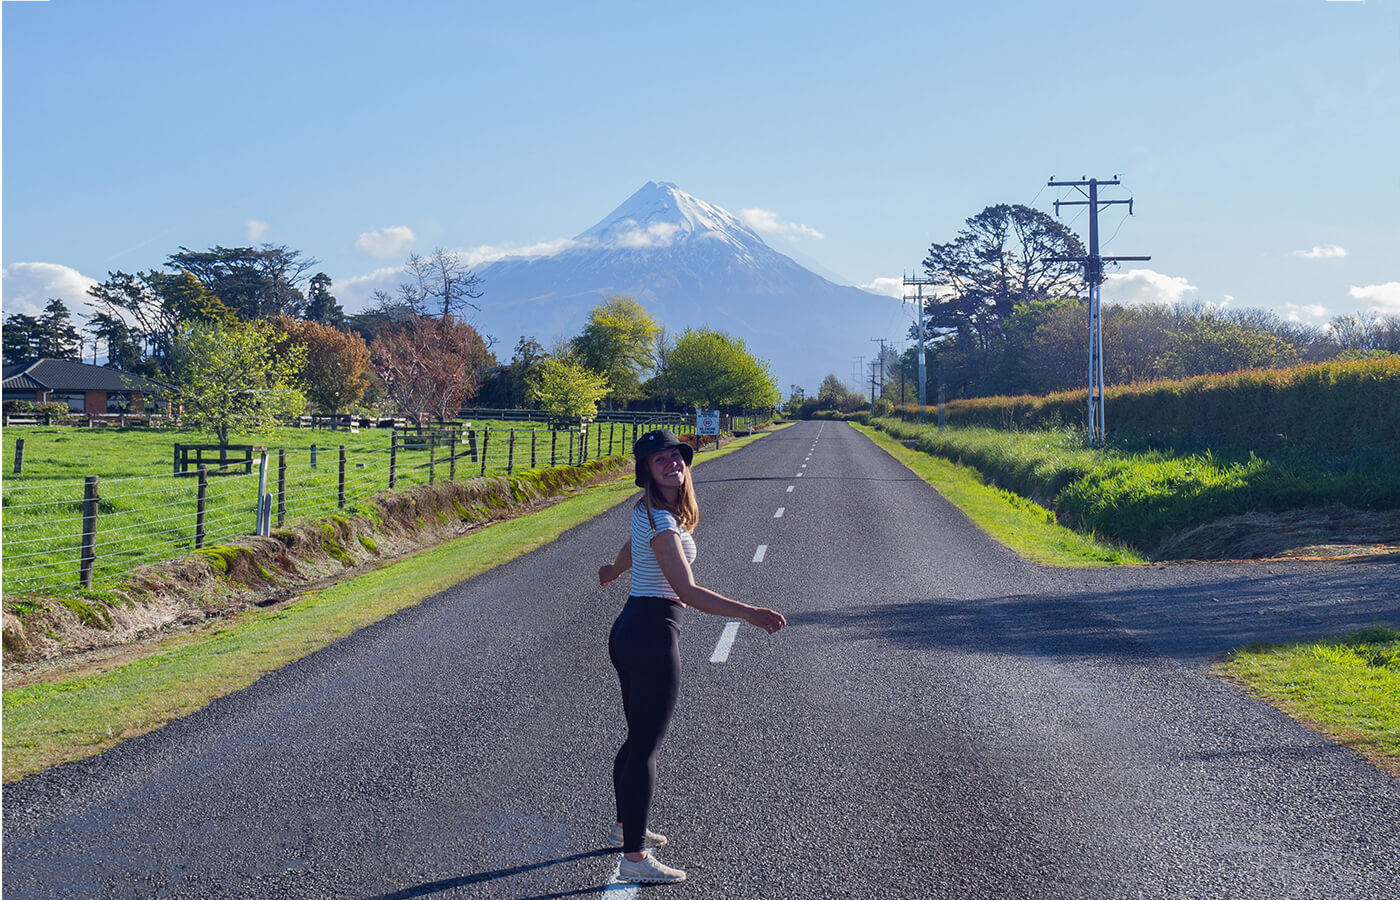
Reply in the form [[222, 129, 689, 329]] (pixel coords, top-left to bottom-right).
[[651, 532, 785, 634]]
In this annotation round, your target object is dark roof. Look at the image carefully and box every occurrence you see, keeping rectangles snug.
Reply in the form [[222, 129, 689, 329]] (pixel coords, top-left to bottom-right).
[[1, 359, 171, 393]]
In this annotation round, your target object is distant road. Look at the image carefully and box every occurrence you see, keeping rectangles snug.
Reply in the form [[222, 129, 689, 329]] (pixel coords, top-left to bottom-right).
[[5, 421, 1398, 898]]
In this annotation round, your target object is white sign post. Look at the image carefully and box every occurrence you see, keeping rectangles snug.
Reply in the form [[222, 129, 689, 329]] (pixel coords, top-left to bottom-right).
[[697, 410, 720, 449]]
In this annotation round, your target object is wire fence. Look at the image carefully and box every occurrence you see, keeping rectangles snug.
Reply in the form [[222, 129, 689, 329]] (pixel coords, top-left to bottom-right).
[[2, 420, 681, 598]]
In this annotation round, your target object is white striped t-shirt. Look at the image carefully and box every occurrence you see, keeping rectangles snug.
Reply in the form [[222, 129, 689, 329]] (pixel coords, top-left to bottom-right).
[[629, 501, 697, 600]]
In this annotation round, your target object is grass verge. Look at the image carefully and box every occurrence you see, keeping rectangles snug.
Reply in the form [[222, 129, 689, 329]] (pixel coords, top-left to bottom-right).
[[0, 429, 776, 782], [1218, 627, 1400, 776], [853, 423, 1143, 566]]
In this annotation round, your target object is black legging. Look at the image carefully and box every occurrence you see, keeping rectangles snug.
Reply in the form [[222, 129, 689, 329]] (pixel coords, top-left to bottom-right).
[[609, 595, 684, 853]]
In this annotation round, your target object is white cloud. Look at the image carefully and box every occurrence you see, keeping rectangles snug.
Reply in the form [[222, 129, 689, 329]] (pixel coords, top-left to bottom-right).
[[739, 208, 824, 241], [1284, 302, 1329, 323], [462, 237, 584, 268], [1349, 281, 1400, 314], [1102, 268, 1198, 306], [355, 225, 417, 259], [246, 220, 269, 241], [859, 277, 906, 298], [1293, 244, 1348, 260], [2, 262, 101, 317], [615, 222, 681, 249]]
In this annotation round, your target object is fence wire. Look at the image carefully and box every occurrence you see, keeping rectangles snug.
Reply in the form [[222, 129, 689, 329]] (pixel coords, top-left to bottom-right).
[[1, 422, 667, 597]]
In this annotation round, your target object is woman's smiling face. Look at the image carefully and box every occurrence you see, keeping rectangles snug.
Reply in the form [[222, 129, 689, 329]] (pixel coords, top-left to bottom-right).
[[648, 447, 688, 490]]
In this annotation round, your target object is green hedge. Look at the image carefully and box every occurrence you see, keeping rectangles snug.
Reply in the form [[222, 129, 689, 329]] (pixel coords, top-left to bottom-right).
[[914, 358, 1400, 456]]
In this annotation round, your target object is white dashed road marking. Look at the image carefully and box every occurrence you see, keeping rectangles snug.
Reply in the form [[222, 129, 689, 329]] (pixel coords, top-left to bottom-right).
[[710, 621, 741, 663], [774, 508, 785, 518], [753, 545, 767, 562]]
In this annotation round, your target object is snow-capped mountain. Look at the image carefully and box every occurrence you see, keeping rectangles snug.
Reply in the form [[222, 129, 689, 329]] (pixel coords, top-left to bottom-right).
[[473, 181, 897, 393]]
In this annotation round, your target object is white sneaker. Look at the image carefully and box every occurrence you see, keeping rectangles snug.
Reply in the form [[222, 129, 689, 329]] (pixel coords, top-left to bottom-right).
[[607, 822, 668, 848], [618, 853, 686, 884]]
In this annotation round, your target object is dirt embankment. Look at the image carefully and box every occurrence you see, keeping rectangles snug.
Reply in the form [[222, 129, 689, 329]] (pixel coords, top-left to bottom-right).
[[2, 458, 633, 676], [1149, 505, 1400, 562]]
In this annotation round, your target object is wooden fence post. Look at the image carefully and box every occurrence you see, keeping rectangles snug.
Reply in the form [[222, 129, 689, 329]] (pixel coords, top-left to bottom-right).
[[195, 465, 207, 549], [449, 437, 457, 481], [338, 445, 346, 509], [13, 438, 23, 475], [390, 433, 398, 489], [173, 442, 182, 475], [277, 449, 286, 528], [80, 475, 99, 588], [429, 440, 436, 485], [569, 430, 576, 467], [311, 443, 318, 470], [508, 429, 515, 474], [480, 428, 490, 477], [531, 430, 537, 468], [551, 430, 557, 467]]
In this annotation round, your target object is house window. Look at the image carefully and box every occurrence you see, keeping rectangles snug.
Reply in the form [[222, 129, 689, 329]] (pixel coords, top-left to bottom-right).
[[51, 392, 86, 412], [107, 393, 133, 413]]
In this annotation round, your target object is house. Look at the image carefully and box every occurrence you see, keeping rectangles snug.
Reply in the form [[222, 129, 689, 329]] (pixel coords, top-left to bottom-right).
[[2, 358, 171, 415]]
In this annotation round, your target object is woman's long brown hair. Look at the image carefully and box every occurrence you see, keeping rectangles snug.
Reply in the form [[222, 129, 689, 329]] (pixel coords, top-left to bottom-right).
[[639, 460, 700, 533]]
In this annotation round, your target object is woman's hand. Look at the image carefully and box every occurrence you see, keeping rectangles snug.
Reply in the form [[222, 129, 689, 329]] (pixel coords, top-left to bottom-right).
[[598, 564, 616, 586], [745, 606, 786, 634]]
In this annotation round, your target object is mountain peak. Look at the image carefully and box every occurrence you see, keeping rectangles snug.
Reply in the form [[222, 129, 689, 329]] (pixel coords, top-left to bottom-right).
[[574, 181, 762, 251]]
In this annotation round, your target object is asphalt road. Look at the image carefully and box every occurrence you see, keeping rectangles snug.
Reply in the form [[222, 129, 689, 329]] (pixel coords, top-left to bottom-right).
[[4, 421, 1398, 899]]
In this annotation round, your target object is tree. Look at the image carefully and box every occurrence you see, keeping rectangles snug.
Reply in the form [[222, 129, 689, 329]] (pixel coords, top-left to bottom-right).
[[168, 319, 307, 446], [303, 272, 345, 327], [167, 244, 318, 320], [572, 296, 660, 406], [370, 314, 493, 426], [86, 312, 146, 372], [271, 316, 371, 415], [816, 373, 865, 412], [86, 269, 234, 371], [3, 299, 82, 363], [661, 328, 779, 411], [398, 247, 484, 319], [1158, 315, 1301, 377], [920, 204, 1084, 383], [528, 356, 611, 420]]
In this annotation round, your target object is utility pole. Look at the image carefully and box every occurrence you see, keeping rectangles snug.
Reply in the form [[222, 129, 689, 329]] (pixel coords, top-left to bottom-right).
[[869, 338, 888, 407], [902, 274, 934, 423], [1046, 176, 1150, 445]]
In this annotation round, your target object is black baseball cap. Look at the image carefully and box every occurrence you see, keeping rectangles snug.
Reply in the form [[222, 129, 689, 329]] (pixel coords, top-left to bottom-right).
[[633, 429, 694, 486]]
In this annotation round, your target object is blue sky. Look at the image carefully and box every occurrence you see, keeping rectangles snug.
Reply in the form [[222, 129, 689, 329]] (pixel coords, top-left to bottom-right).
[[3, 0, 1397, 342]]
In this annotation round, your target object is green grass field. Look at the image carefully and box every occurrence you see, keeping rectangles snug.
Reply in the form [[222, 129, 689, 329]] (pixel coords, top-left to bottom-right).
[[1, 420, 656, 597]]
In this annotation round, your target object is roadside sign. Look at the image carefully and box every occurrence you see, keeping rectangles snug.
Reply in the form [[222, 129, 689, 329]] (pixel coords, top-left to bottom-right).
[[698, 412, 720, 436]]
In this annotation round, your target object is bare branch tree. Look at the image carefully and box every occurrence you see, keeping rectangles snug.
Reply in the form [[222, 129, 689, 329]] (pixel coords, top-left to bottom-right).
[[398, 246, 484, 319]]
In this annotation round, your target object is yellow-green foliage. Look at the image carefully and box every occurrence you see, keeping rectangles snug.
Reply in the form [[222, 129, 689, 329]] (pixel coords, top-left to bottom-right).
[[918, 357, 1400, 455]]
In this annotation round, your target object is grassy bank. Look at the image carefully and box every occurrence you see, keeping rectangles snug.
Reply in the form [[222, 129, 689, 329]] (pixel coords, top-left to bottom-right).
[[1, 429, 776, 781], [853, 424, 1143, 566], [1219, 628, 1400, 775], [871, 417, 1400, 555]]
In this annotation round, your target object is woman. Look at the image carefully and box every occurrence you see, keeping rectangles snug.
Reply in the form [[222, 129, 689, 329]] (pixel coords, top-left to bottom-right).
[[597, 429, 786, 885]]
